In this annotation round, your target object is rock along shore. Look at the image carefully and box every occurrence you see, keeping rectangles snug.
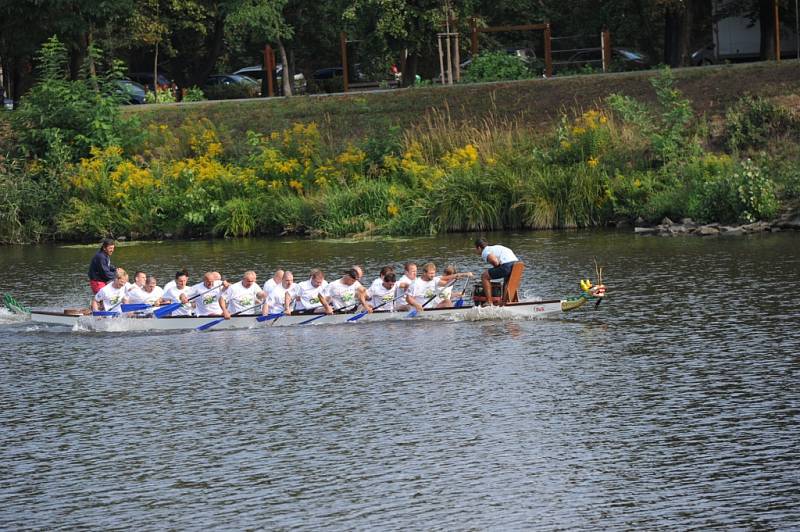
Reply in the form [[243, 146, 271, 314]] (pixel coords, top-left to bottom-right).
[[631, 211, 800, 237]]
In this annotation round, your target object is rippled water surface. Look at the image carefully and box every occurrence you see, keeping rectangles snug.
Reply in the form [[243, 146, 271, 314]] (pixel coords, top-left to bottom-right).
[[1, 231, 799, 529]]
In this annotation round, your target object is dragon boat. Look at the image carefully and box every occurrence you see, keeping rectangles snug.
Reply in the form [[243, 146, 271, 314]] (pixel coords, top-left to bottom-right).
[[5, 263, 608, 333]]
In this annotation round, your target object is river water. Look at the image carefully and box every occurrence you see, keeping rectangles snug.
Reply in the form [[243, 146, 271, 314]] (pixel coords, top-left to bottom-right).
[[1, 231, 798, 529]]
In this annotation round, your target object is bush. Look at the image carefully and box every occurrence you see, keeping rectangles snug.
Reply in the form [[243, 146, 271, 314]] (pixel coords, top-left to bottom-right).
[[182, 86, 205, 102], [723, 95, 795, 152], [11, 36, 133, 162], [462, 51, 535, 83]]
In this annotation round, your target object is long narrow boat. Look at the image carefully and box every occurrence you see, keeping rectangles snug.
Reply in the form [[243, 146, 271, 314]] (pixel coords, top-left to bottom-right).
[[25, 296, 598, 332]]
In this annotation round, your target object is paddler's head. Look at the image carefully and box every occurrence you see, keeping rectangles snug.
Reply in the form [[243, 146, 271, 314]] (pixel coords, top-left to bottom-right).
[[175, 271, 188, 289], [421, 263, 436, 281], [282, 271, 294, 288], [145, 276, 158, 292], [404, 262, 417, 279], [309, 268, 324, 288], [134, 271, 146, 287], [382, 272, 396, 290], [242, 271, 257, 288], [474, 238, 488, 254], [113, 268, 128, 288], [342, 269, 359, 286], [203, 272, 215, 288], [273, 269, 284, 283]]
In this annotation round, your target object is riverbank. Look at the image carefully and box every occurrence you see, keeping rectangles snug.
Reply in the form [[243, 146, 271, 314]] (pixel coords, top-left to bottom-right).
[[2, 64, 800, 244]]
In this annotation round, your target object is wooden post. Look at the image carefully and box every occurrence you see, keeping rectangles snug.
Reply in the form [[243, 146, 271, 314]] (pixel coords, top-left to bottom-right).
[[264, 45, 274, 97], [601, 29, 612, 72], [340, 32, 349, 92], [470, 17, 478, 56], [775, 0, 782, 61], [454, 32, 461, 82], [445, 36, 453, 84], [438, 35, 446, 84], [544, 23, 552, 78]]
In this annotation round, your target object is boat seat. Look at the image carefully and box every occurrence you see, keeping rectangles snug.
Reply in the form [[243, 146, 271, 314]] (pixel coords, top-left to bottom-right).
[[490, 261, 525, 304]]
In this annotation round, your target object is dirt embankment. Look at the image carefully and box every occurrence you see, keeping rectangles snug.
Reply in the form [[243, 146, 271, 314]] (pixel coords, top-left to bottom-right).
[[128, 61, 800, 146]]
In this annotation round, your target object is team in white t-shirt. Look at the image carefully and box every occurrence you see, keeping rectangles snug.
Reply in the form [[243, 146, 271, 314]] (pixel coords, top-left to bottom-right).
[[87, 242, 522, 318]]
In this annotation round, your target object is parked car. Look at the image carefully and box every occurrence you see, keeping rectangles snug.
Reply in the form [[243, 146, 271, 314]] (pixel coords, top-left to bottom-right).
[[203, 74, 260, 99], [565, 48, 650, 71], [460, 47, 539, 70], [114, 79, 147, 104], [233, 65, 306, 94], [128, 72, 178, 93]]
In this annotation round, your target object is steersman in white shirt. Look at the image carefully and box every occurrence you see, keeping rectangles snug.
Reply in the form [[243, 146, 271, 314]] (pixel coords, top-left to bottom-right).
[[162, 271, 193, 317], [319, 268, 372, 315], [264, 271, 301, 315], [295, 269, 328, 313], [191, 272, 229, 316], [474, 238, 520, 307], [406, 262, 472, 313], [220, 271, 265, 318], [92, 268, 130, 314]]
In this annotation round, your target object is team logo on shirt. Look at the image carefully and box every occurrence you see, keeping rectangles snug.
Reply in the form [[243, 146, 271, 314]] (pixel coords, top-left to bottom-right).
[[203, 294, 216, 305], [238, 297, 253, 307]]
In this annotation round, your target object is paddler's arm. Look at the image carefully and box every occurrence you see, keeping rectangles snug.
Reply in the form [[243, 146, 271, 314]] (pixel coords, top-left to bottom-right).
[[357, 287, 373, 313], [219, 296, 231, 319], [406, 294, 423, 313], [485, 253, 500, 267], [319, 294, 334, 315], [283, 291, 293, 315]]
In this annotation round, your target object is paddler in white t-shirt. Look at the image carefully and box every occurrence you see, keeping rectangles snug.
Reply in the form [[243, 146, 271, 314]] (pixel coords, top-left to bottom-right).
[[295, 268, 328, 313], [191, 272, 229, 316], [474, 238, 520, 307], [163, 268, 189, 293], [262, 269, 284, 304], [264, 271, 301, 316], [140, 275, 164, 307], [367, 272, 398, 311], [161, 271, 193, 316], [126, 271, 149, 304], [220, 271, 265, 318], [319, 268, 372, 315], [92, 268, 130, 314], [406, 262, 473, 313], [368, 266, 395, 295], [394, 262, 417, 311]]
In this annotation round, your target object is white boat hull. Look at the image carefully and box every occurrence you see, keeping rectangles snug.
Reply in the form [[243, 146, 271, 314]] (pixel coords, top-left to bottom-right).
[[29, 298, 590, 332]]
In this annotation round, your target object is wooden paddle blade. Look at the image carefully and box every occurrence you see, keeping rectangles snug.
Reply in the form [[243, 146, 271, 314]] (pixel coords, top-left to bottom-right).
[[153, 303, 181, 318], [196, 318, 224, 331]]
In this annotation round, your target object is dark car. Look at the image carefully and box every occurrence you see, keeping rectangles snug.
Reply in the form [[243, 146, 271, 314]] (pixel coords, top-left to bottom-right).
[[128, 72, 177, 92], [232, 65, 306, 94], [565, 48, 650, 72], [114, 79, 146, 104]]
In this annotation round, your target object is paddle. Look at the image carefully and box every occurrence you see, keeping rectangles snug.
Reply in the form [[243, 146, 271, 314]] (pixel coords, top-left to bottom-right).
[[347, 292, 406, 322], [407, 279, 457, 318], [3, 294, 31, 314], [299, 303, 358, 325], [92, 293, 127, 316], [196, 301, 263, 331], [453, 277, 472, 308], [255, 312, 286, 323], [154, 284, 222, 318]]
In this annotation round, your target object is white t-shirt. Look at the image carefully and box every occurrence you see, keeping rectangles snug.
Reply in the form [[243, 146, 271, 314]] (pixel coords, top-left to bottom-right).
[[94, 283, 128, 313], [322, 279, 363, 310], [190, 281, 225, 316], [262, 278, 279, 301], [296, 279, 328, 310], [268, 283, 301, 313], [407, 276, 443, 308], [224, 281, 263, 314], [126, 285, 149, 305], [163, 279, 176, 292], [367, 281, 397, 311], [139, 286, 164, 307], [482, 245, 519, 265], [162, 285, 192, 317]]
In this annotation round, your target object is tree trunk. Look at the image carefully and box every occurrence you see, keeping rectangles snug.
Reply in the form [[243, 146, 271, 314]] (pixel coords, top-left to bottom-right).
[[402, 53, 418, 87], [664, 3, 691, 66], [759, 0, 777, 59], [277, 37, 292, 96], [86, 29, 98, 92], [153, 40, 159, 95], [193, 15, 226, 86]]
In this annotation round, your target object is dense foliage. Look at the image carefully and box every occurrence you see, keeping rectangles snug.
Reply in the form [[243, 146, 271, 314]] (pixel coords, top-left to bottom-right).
[[2, 62, 798, 244]]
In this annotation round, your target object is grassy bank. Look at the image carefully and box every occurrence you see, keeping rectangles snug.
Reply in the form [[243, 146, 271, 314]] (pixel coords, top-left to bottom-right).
[[127, 61, 800, 150], [3, 63, 800, 243]]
